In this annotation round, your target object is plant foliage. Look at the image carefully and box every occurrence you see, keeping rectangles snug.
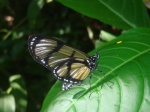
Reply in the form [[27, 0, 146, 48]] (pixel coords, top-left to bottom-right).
[[0, 0, 150, 112]]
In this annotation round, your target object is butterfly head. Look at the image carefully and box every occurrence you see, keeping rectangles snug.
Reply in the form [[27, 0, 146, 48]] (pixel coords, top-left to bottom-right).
[[93, 53, 99, 59], [88, 53, 99, 71], [91, 53, 99, 62]]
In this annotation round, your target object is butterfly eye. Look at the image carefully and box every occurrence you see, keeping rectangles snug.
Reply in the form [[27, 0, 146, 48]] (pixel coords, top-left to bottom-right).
[[28, 34, 99, 90], [96, 53, 100, 58]]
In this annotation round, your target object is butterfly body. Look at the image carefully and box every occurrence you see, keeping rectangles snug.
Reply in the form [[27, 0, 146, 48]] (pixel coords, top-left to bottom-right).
[[28, 35, 99, 90]]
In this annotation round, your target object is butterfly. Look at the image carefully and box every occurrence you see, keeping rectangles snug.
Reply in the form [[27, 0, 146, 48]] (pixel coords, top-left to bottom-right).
[[28, 34, 99, 90]]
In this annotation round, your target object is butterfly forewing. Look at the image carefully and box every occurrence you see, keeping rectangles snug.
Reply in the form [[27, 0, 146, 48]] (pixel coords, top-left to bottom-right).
[[48, 52, 70, 68], [35, 42, 56, 58], [59, 45, 89, 59]]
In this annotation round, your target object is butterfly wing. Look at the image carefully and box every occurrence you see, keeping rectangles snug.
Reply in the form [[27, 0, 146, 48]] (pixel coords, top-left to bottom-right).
[[28, 34, 91, 90]]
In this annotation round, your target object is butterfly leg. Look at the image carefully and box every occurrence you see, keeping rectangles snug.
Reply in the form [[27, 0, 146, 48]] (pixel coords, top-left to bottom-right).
[[76, 81, 82, 86], [88, 73, 94, 97], [96, 68, 114, 89], [106, 80, 114, 89]]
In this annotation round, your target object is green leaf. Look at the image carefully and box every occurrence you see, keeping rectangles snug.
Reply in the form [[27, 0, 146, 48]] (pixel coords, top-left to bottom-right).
[[9, 74, 27, 112], [41, 28, 150, 112], [57, 0, 150, 30], [0, 94, 15, 112], [27, 0, 45, 29], [0, 74, 27, 112]]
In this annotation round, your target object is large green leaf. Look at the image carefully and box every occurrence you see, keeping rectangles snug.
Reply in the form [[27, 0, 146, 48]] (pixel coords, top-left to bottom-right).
[[41, 28, 150, 112], [57, 0, 150, 30]]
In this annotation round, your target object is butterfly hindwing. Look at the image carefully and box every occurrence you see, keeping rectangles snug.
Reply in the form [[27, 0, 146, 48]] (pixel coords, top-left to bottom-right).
[[53, 59, 91, 81]]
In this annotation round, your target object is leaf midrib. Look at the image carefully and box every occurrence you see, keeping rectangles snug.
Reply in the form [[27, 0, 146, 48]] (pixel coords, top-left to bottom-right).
[[100, 0, 136, 28]]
